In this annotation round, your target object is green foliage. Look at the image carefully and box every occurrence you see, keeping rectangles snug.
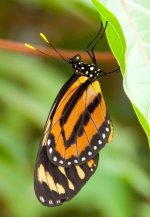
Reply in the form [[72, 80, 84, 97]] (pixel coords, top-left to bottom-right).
[[92, 0, 150, 144], [92, 0, 126, 73], [0, 1, 150, 217]]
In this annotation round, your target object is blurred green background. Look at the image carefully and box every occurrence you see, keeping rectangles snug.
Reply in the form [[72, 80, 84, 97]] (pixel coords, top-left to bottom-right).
[[0, 1, 149, 217]]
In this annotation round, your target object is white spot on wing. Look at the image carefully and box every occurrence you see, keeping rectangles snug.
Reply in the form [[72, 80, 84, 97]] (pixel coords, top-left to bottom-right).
[[74, 159, 78, 163], [102, 133, 106, 139], [67, 162, 71, 165], [53, 156, 57, 162], [49, 200, 53, 204], [47, 139, 51, 146], [106, 127, 109, 132], [88, 151, 92, 156], [59, 160, 63, 164], [82, 157, 86, 161], [94, 146, 97, 150], [39, 196, 45, 203], [49, 148, 53, 154], [98, 140, 102, 145]]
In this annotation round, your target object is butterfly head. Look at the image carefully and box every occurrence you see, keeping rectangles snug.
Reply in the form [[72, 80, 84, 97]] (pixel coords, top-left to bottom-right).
[[69, 55, 101, 79], [69, 54, 81, 64]]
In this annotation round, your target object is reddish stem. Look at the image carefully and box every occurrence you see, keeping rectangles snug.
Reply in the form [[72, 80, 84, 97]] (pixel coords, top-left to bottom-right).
[[0, 39, 116, 64]]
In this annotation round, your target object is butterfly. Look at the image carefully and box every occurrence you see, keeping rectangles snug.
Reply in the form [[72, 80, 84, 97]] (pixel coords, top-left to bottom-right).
[[29, 21, 114, 207]]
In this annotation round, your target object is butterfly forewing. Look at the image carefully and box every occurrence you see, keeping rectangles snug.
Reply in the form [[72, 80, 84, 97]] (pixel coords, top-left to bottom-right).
[[44, 75, 112, 167]]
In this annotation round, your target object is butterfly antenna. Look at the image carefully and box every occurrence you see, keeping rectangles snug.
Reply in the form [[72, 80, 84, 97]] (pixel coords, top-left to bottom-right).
[[24, 33, 68, 62], [24, 43, 53, 59], [40, 33, 68, 63]]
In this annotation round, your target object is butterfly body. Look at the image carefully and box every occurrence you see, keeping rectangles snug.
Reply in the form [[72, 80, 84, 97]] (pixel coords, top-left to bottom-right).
[[34, 54, 113, 206], [69, 54, 101, 80]]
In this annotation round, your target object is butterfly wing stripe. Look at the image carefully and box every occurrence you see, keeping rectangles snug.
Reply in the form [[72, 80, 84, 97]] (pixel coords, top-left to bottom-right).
[[40, 76, 80, 148], [64, 143, 78, 159], [108, 123, 113, 142], [64, 93, 100, 154], [52, 85, 80, 128], [89, 82, 106, 127], [64, 154, 99, 192], [52, 76, 88, 129], [92, 81, 107, 119], [57, 83, 88, 160], [41, 74, 78, 139], [35, 146, 70, 206], [48, 122, 66, 159], [60, 81, 89, 125], [63, 90, 86, 141], [35, 148, 59, 205], [47, 78, 90, 164], [55, 133, 66, 158], [63, 90, 103, 162], [41, 131, 49, 147], [58, 167, 75, 191], [63, 87, 87, 159], [50, 74, 78, 120], [88, 82, 113, 146], [84, 114, 98, 143], [91, 80, 101, 94], [65, 93, 100, 147], [75, 166, 85, 179], [63, 81, 111, 163], [56, 76, 87, 111], [89, 112, 112, 146], [62, 80, 99, 138], [57, 75, 87, 112], [50, 77, 88, 143], [34, 145, 99, 206], [73, 88, 89, 159], [76, 128, 89, 155], [75, 90, 88, 159], [44, 119, 51, 136]]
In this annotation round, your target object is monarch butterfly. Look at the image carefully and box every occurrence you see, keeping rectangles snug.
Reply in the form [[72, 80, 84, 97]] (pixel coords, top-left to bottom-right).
[[26, 21, 115, 207]]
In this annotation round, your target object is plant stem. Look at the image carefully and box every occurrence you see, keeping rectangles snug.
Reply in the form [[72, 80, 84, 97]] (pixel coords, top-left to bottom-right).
[[0, 39, 116, 64]]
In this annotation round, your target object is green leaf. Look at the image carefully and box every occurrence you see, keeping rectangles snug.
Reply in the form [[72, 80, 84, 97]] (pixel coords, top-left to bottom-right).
[[132, 104, 150, 144], [92, 0, 150, 145], [91, 0, 126, 73]]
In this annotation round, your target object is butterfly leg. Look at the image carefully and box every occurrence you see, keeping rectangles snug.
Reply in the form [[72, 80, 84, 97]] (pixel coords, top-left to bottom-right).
[[99, 67, 120, 77], [86, 21, 108, 65]]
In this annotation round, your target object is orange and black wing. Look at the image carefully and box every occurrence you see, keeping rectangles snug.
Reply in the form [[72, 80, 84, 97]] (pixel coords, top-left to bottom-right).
[[41, 74, 113, 167], [34, 144, 99, 206]]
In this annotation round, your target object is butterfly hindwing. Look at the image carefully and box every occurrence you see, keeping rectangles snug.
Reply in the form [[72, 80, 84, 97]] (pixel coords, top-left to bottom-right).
[[43, 75, 112, 167], [34, 144, 99, 206]]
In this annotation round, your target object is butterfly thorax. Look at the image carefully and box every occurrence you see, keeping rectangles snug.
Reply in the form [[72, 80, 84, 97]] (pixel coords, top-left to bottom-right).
[[69, 54, 101, 79]]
